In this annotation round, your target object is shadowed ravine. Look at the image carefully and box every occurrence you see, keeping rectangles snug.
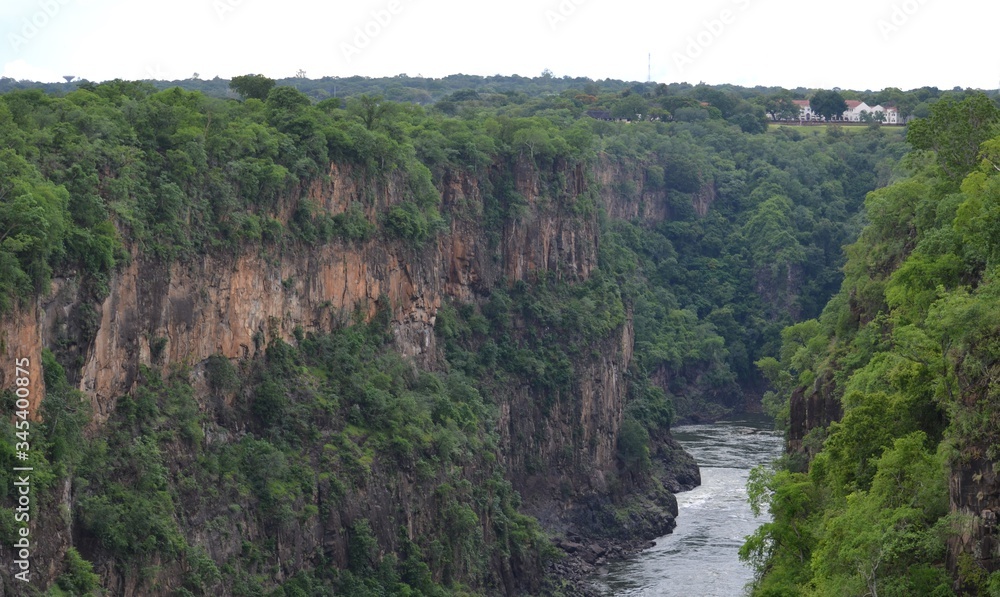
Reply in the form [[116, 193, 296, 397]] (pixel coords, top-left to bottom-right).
[[592, 415, 783, 596]]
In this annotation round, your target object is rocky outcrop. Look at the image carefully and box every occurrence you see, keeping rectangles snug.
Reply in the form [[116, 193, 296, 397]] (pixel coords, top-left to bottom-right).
[[754, 262, 804, 323], [593, 155, 716, 223], [692, 181, 717, 218]]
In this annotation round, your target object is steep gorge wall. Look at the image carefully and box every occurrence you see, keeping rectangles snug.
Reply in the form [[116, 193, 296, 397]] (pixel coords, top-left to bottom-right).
[[787, 370, 842, 455], [0, 154, 678, 421], [948, 453, 1000, 582], [30, 161, 596, 417], [497, 315, 632, 517], [0, 156, 689, 594], [593, 155, 669, 223], [0, 304, 44, 417]]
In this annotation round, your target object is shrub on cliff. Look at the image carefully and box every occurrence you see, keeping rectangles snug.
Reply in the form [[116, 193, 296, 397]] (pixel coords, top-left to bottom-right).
[[618, 418, 652, 476], [385, 201, 444, 245]]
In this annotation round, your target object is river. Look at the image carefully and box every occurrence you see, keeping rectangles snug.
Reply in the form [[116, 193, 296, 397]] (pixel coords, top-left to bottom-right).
[[591, 414, 784, 596]]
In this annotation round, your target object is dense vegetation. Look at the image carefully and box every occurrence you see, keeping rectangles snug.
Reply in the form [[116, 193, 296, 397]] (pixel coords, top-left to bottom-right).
[[743, 93, 1000, 595], [3, 320, 550, 595], [0, 77, 909, 417], [3, 73, 990, 124], [0, 75, 911, 594]]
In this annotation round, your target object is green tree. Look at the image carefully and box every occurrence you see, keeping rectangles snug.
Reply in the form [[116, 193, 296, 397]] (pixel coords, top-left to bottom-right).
[[56, 547, 102, 595], [349, 94, 395, 131], [730, 112, 767, 134], [907, 92, 1000, 181], [617, 418, 651, 475], [810, 433, 950, 597], [742, 195, 804, 267], [761, 91, 800, 121], [810, 89, 848, 122], [0, 149, 69, 307], [229, 74, 276, 101], [741, 467, 819, 593], [611, 94, 649, 121], [692, 85, 738, 117]]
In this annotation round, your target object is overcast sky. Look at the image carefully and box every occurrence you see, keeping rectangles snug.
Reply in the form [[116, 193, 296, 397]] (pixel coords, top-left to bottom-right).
[[0, 0, 994, 91]]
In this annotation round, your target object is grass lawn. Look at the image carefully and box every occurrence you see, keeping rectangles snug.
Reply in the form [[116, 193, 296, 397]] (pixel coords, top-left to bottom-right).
[[769, 123, 905, 136]]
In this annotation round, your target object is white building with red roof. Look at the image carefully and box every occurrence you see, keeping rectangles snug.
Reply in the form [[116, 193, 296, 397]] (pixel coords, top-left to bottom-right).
[[844, 100, 868, 119], [871, 104, 900, 124], [792, 99, 813, 121], [787, 99, 899, 124]]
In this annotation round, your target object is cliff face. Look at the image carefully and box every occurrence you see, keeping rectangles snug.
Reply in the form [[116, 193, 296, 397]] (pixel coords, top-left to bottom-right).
[[26, 161, 596, 421], [948, 452, 1000, 583], [0, 303, 44, 417], [593, 156, 669, 223], [754, 262, 804, 323], [787, 370, 842, 455], [0, 157, 688, 594], [497, 315, 631, 517]]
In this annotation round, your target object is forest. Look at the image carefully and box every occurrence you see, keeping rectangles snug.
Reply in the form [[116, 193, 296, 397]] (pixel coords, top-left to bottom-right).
[[0, 73, 966, 595], [2, 73, 985, 124], [743, 94, 1000, 595], [0, 75, 912, 416]]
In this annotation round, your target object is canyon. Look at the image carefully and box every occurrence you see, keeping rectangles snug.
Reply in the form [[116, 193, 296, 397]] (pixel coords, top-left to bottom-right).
[[0, 157, 699, 595]]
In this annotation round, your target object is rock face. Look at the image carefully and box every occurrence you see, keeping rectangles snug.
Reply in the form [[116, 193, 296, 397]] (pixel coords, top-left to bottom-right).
[[787, 370, 842, 455], [0, 303, 45, 417], [497, 316, 632, 521], [0, 158, 693, 594], [18, 162, 596, 420], [593, 156, 669, 223], [948, 453, 1000, 581]]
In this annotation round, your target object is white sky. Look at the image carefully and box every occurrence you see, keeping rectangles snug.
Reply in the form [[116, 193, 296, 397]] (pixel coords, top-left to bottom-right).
[[0, 0, 994, 91]]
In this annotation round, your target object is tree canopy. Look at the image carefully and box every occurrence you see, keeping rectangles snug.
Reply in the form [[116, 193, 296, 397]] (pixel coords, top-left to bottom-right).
[[907, 92, 1000, 180], [229, 73, 276, 100], [0, 76, 921, 595], [810, 89, 848, 121], [744, 91, 1000, 596]]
